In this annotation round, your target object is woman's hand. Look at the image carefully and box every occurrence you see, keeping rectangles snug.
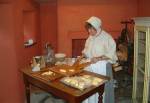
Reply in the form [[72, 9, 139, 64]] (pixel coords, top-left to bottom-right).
[[91, 55, 110, 64], [91, 57, 101, 63], [73, 55, 85, 66]]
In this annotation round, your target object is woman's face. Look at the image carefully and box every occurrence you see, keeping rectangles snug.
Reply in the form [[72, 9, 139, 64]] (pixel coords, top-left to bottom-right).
[[87, 27, 97, 36]]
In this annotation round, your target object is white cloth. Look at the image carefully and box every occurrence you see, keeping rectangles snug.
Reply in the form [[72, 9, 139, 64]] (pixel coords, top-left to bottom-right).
[[83, 61, 108, 103], [85, 60, 107, 75], [82, 30, 118, 64], [86, 16, 102, 30]]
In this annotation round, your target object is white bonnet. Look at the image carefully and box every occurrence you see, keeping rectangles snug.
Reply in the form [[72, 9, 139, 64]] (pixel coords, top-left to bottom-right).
[[86, 16, 102, 30]]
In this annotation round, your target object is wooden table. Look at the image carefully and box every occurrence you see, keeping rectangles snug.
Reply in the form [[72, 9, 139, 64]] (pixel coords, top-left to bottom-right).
[[22, 67, 109, 103]]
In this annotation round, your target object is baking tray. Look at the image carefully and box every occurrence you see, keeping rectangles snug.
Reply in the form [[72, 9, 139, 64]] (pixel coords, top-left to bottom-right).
[[49, 62, 91, 77], [49, 64, 83, 77], [31, 69, 63, 82]]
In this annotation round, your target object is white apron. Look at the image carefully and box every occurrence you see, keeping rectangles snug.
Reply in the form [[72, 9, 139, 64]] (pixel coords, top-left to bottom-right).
[[82, 60, 108, 103]]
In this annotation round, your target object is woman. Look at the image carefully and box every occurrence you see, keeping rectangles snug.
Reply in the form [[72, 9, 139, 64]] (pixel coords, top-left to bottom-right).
[[82, 16, 118, 103]]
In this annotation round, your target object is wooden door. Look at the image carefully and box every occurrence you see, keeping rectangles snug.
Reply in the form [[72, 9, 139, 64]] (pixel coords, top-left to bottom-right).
[[72, 39, 86, 57]]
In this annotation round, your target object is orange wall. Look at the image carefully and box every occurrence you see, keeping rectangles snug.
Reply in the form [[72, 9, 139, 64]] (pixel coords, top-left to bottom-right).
[[57, 0, 138, 56], [0, 0, 141, 102], [24, 11, 38, 42], [0, 2, 23, 103], [0, 0, 12, 3], [138, 0, 150, 16], [40, 2, 57, 53], [0, 0, 41, 103], [23, 0, 41, 65]]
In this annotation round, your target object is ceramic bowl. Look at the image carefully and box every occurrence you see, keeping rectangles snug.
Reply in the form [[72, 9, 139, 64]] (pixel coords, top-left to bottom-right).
[[55, 53, 66, 62]]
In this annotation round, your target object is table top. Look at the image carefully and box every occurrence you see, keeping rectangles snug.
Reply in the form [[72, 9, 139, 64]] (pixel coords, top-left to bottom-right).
[[22, 66, 109, 102]]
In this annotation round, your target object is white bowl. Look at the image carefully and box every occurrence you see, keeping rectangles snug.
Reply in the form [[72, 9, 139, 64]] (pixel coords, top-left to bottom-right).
[[55, 53, 66, 61]]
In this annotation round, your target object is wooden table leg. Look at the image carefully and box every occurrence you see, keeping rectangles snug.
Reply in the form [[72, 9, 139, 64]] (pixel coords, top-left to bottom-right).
[[23, 75, 30, 103], [25, 86, 30, 103], [98, 85, 104, 103]]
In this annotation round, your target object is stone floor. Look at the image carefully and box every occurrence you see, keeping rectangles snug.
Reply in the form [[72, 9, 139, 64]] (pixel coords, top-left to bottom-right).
[[114, 70, 133, 103]]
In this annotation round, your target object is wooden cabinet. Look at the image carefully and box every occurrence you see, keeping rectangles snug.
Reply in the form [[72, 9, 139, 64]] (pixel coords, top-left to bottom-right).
[[132, 17, 150, 103]]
